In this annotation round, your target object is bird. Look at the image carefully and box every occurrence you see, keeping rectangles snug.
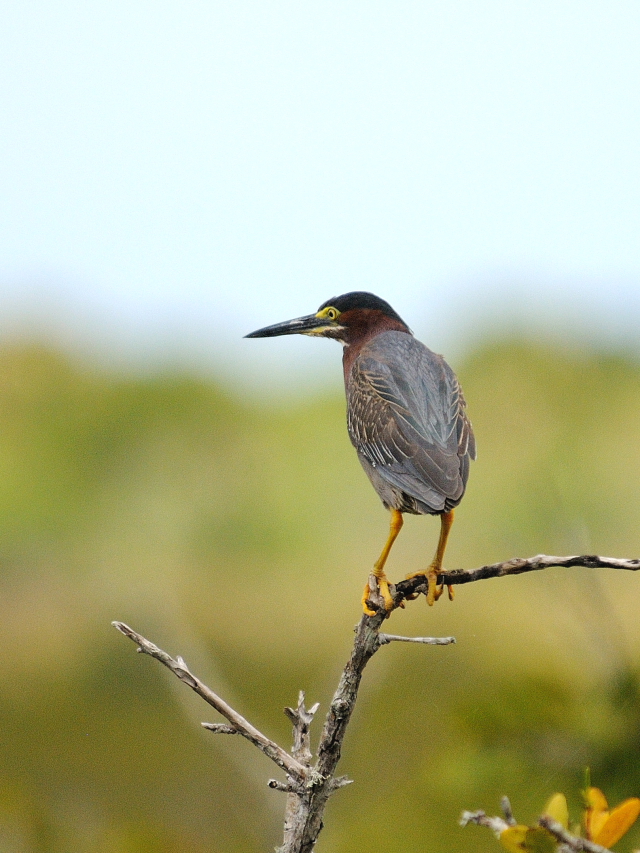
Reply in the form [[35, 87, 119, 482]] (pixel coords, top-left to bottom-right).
[[246, 292, 476, 616]]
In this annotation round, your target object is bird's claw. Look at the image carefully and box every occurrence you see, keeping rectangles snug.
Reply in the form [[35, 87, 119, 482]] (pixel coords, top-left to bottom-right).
[[362, 574, 396, 616], [426, 576, 455, 605], [426, 572, 442, 606], [404, 568, 455, 606]]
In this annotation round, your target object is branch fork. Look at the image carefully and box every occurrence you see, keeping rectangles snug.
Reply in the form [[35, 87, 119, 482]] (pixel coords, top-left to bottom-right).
[[113, 552, 640, 852], [112, 608, 450, 853]]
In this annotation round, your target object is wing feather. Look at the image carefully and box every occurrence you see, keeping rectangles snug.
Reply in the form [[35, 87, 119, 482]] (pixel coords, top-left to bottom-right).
[[347, 331, 475, 514]]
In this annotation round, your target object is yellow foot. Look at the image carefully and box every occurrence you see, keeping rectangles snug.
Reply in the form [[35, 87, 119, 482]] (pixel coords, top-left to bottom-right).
[[362, 575, 395, 616], [426, 575, 456, 605], [405, 567, 454, 606], [426, 569, 442, 606]]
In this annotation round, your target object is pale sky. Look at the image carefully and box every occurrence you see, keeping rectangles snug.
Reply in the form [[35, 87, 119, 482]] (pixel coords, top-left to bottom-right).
[[1, 2, 639, 387]]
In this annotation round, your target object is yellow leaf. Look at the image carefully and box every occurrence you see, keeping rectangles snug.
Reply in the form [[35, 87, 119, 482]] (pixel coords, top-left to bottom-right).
[[584, 787, 609, 840], [593, 798, 640, 848], [500, 826, 557, 853], [585, 786, 609, 811], [543, 793, 568, 829]]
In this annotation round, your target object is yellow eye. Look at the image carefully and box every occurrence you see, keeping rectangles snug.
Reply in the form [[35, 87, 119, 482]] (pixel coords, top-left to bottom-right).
[[316, 305, 340, 323]]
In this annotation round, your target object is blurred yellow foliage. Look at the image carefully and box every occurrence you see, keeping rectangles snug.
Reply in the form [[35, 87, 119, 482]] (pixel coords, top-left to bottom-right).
[[497, 786, 640, 852], [499, 793, 567, 853], [543, 793, 569, 828], [584, 787, 640, 847], [500, 826, 557, 853]]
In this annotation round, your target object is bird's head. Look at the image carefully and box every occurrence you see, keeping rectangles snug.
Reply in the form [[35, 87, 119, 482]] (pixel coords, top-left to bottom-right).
[[245, 291, 411, 346]]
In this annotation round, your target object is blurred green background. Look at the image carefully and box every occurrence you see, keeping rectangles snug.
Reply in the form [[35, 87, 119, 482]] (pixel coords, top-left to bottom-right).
[[0, 335, 639, 853], [3, 3, 640, 850]]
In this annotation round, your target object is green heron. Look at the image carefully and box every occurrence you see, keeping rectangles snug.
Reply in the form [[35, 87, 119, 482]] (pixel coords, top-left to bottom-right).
[[246, 292, 475, 615]]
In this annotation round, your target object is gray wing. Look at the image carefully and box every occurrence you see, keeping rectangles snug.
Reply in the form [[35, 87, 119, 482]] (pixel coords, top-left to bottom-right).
[[347, 331, 475, 513]]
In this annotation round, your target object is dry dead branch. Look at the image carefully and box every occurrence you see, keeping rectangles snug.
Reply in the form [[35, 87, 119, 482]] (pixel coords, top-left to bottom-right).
[[114, 553, 639, 852]]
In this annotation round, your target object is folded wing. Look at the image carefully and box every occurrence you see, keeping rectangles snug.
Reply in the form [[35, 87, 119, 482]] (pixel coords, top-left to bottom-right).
[[347, 331, 475, 513]]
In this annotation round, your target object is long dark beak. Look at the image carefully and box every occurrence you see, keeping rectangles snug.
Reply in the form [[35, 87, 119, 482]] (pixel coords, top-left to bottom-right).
[[245, 313, 329, 338]]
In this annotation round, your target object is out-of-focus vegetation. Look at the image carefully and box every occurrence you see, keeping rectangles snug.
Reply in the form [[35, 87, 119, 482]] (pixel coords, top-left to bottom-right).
[[0, 338, 639, 853], [490, 786, 640, 852]]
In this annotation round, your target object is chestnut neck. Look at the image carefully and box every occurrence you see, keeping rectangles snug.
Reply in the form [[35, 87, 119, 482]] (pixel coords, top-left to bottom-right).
[[341, 309, 411, 383]]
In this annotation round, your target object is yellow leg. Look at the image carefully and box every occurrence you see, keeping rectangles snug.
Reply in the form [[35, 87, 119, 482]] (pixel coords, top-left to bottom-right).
[[362, 509, 403, 616], [405, 510, 455, 606]]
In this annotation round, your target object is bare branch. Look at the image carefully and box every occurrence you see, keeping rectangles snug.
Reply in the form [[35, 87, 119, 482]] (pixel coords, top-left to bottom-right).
[[281, 692, 322, 850], [112, 621, 307, 782], [378, 633, 456, 646], [395, 553, 640, 603], [277, 612, 386, 853], [114, 550, 640, 853], [538, 816, 614, 853]]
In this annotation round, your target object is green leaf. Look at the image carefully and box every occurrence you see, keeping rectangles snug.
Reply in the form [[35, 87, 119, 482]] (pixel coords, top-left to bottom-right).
[[500, 826, 557, 853]]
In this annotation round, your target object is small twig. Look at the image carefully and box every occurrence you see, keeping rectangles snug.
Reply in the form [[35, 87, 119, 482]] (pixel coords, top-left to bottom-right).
[[332, 776, 354, 789], [501, 795, 517, 826], [538, 816, 614, 853], [269, 780, 292, 793], [112, 621, 307, 782], [460, 809, 510, 834], [378, 633, 456, 646], [283, 691, 320, 768], [201, 723, 237, 735]]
